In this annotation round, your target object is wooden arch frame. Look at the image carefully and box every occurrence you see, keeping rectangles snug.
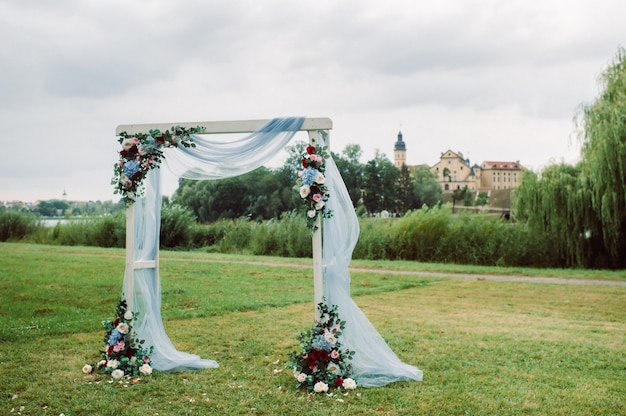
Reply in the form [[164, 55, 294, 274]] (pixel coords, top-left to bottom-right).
[[115, 117, 333, 319]]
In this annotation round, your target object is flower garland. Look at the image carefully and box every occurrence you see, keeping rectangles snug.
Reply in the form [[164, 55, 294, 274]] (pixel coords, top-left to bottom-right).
[[297, 145, 333, 231], [112, 125, 205, 205], [82, 298, 153, 380], [286, 302, 357, 393]]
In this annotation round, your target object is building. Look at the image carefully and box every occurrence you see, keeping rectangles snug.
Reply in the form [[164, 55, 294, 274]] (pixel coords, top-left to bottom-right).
[[393, 131, 406, 169], [392, 135, 525, 193]]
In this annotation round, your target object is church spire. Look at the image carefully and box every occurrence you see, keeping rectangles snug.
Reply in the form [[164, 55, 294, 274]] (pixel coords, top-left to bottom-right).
[[394, 131, 406, 168]]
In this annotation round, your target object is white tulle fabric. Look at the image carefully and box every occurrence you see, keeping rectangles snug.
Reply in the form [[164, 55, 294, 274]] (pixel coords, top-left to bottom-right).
[[319, 130, 423, 386], [127, 117, 422, 384], [130, 170, 218, 371]]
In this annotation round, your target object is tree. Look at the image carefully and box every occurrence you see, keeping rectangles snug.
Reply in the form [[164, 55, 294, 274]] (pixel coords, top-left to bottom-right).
[[412, 167, 443, 209], [451, 186, 469, 213], [332, 144, 364, 208], [576, 47, 626, 268], [361, 150, 399, 214], [513, 48, 626, 268], [395, 164, 414, 215]]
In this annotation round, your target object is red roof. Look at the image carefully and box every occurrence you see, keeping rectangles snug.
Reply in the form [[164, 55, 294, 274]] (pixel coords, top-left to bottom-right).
[[482, 161, 522, 170]]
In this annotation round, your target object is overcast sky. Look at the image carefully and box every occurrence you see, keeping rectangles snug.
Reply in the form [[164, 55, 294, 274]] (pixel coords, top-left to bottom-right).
[[0, 0, 623, 202]]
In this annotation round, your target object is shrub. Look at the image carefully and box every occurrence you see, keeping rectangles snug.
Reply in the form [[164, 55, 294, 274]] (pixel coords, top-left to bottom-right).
[[160, 204, 196, 249], [0, 211, 39, 241]]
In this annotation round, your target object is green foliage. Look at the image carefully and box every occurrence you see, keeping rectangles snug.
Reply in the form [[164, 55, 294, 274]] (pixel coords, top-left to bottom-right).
[[577, 47, 626, 267], [160, 203, 196, 249], [0, 211, 39, 241], [249, 211, 312, 257], [389, 206, 451, 262], [511, 48, 626, 269], [362, 150, 400, 213], [43, 213, 126, 248], [412, 167, 443, 208]]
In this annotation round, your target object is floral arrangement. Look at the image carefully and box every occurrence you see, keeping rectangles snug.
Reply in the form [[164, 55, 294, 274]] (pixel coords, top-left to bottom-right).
[[297, 144, 333, 232], [112, 125, 205, 205], [286, 301, 357, 393], [82, 298, 153, 380]]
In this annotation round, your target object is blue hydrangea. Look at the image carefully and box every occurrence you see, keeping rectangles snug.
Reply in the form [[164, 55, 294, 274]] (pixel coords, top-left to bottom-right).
[[123, 160, 140, 177], [311, 334, 333, 351], [108, 329, 122, 345], [144, 136, 157, 152], [301, 167, 319, 186]]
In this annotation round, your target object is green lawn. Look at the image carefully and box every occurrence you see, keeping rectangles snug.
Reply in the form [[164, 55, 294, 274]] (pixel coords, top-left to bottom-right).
[[1, 243, 624, 415]]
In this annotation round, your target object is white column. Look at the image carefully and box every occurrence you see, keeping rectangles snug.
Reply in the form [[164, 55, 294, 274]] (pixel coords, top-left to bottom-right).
[[308, 130, 324, 321], [122, 204, 135, 312]]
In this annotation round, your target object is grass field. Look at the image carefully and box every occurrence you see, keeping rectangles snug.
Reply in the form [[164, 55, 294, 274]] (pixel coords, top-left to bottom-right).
[[1, 243, 625, 415]]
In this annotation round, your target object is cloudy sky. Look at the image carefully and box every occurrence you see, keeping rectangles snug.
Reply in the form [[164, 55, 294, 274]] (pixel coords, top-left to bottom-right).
[[0, 0, 623, 202]]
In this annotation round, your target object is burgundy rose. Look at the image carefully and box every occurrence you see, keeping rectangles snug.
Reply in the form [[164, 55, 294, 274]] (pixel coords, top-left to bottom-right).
[[334, 376, 344, 387], [306, 145, 316, 154]]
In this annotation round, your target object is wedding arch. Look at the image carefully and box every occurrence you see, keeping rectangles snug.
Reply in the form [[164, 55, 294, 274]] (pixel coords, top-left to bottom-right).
[[115, 116, 423, 386]]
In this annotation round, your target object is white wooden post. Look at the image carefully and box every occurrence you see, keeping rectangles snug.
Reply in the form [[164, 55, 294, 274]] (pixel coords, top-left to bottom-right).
[[122, 205, 135, 312], [308, 130, 324, 321]]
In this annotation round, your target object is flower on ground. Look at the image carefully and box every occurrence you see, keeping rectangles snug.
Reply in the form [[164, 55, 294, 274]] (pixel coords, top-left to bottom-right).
[[111, 369, 125, 379], [82, 364, 93, 374], [286, 302, 356, 394], [314, 381, 329, 393], [342, 378, 357, 390], [139, 363, 153, 375]]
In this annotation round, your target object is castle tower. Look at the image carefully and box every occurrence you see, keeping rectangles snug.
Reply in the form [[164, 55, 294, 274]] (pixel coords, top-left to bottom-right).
[[394, 131, 406, 169]]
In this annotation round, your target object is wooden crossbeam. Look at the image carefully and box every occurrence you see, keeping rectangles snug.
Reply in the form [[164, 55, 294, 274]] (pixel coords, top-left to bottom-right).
[[116, 117, 332, 135]]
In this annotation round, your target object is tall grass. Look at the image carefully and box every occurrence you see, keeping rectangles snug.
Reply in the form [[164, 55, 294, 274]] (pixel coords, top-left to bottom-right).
[[0, 206, 562, 268]]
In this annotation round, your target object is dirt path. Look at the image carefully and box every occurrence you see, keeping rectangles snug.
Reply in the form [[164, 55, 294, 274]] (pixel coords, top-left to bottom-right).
[[347, 267, 626, 287], [168, 257, 626, 287]]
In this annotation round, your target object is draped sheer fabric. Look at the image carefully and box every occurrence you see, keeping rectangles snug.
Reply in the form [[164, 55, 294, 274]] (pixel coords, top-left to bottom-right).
[[129, 170, 218, 371], [126, 117, 422, 385], [318, 130, 423, 386]]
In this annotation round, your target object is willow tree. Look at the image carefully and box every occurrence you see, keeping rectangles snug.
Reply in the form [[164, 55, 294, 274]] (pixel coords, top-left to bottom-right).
[[577, 47, 626, 268], [514, 48, 626, 268], [513, 164, 596, 268]]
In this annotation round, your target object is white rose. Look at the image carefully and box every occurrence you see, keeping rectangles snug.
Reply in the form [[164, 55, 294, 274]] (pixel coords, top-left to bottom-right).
[[327, 362, 340, 373], [111, 369, 125, 379], [82, 364, 93, 374], [315, 173, 325, 184], [122, 138, 135, 150], [137, 145, 147, 155], [299, 185, 311, 198], [116, 322, 129, 334], [313, 381, 329, 393], [124, 311, 133, 320], [106, 360, 120, 369], [315, 200, 325, 210], [342, 378, 357, 390], [139, 363, 153, 375], [97, 360, 106, 368], [296, 373, 307, 383], [307, 210, 317, 218]]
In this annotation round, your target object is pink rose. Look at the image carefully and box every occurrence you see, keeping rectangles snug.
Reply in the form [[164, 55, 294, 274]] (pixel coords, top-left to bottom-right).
[[331, 350, 340, 359], [113, 340, 125, 353], [312, 193, 322, 202]]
